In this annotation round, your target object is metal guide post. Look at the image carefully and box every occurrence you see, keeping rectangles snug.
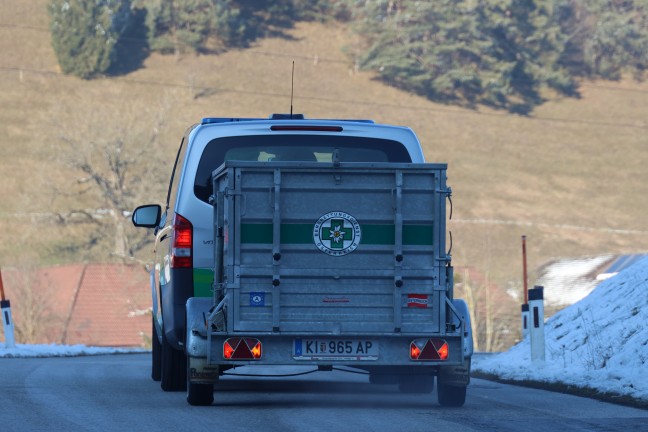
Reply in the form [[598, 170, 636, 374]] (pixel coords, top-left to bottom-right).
[[521, 303, 530, 339], [529, 286, 545, 362], [393, 171, 403, 332]]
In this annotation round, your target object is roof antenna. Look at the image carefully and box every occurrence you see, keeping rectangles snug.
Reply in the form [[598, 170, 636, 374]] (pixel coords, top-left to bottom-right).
[[290, 61, 294, 119]]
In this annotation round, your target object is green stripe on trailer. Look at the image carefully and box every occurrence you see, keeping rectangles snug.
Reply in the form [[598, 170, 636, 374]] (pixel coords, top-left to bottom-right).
[[193, 268, 214, 298], [403, 224, 435, 245], [240, 223, 433, 245]]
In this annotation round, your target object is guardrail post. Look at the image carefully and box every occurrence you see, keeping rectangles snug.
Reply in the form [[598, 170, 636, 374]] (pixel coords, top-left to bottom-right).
[[528, 286, 545, 362], [0, 268, 16, 348]]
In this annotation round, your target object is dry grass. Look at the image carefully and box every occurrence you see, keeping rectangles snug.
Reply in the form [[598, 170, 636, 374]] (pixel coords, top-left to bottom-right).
[[1, 1, 647, 296]]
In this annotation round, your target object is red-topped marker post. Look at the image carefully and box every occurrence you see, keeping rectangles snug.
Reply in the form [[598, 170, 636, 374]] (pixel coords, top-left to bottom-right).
[[521, 236, 530, 339], [0, 268, 16, 348]]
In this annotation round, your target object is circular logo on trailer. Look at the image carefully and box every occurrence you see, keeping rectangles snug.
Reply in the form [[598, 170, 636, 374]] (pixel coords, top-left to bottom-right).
[[313, 211, 361, 256]]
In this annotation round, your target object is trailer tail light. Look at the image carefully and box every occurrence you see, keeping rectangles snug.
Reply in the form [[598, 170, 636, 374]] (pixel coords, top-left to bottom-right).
[[223, 338, 262, 360], [171, 213, 192, 268], [410, 338, 449, 361]]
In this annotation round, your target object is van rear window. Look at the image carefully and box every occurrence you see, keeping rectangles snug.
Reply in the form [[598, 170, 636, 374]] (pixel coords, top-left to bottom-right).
[[194, 135, 411, 202]]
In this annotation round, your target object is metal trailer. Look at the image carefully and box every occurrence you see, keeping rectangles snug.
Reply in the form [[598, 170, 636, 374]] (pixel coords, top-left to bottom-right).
[[186, 160, 473, 406]]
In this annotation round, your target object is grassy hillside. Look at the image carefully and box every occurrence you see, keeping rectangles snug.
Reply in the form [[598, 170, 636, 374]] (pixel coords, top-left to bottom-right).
[[1, 0, 647, 306]]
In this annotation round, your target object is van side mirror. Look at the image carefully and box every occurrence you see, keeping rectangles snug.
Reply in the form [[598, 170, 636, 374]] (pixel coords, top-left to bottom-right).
[[132, 204, 162, 228]]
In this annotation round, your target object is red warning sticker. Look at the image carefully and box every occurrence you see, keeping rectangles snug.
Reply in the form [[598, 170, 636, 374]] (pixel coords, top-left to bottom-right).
[[407, 294, 429, 308]]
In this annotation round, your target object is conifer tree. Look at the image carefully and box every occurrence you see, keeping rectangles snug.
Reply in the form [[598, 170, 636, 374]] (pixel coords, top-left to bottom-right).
[[48, 0, 131, 79], [144, 0, 213, 55], [349, 0, 576, 113], [554, 0, 648, 80]]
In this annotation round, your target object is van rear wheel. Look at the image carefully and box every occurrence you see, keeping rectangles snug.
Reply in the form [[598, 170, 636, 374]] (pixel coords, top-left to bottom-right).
[[151, 319, 161, 382], [160, 328, 187, 391]]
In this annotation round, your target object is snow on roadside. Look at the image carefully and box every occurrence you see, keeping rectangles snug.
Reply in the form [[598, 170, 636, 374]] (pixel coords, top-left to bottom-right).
[[0, 343, 146, 358], [473, 255, 648, 402]]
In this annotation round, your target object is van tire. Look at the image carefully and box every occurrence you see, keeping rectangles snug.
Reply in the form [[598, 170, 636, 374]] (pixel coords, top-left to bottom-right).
[[151, 319, 161, 382], [160, 328, 187, 391]]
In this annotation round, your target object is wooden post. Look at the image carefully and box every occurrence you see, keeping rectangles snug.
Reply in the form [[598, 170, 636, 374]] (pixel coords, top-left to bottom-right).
[[521, 236, 530, 339], [522, 235, 528, 304], [0, 267, 5, 302]]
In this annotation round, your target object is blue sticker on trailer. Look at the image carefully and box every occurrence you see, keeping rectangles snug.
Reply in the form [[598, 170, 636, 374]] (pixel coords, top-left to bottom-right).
[[250, 292, 265, 307]]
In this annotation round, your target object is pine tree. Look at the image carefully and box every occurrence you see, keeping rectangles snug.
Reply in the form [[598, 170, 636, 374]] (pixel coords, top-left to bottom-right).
[[144, 0, 213, 55], [48, 0, 131, 79], [554, 0, 648, 80], [210, 0, 298, 47], [348, 0, 577, 113]]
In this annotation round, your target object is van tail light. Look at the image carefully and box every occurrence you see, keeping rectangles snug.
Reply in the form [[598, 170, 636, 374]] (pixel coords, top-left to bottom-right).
[[410, 338, 449, 361], [171, 213, 193, 268]]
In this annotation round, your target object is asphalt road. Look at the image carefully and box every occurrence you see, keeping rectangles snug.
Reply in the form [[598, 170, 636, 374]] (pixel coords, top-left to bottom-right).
[[0, 353, 646, 431]]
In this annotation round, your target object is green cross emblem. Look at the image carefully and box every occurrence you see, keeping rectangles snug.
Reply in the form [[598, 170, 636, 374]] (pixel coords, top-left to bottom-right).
[[325, 219, 353, 249], [313, 211, 362, 256]]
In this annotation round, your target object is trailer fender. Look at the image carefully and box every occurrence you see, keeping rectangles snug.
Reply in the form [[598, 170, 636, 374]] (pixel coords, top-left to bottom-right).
[[185, 297, 218, 384], [452, 299, 474, 359]]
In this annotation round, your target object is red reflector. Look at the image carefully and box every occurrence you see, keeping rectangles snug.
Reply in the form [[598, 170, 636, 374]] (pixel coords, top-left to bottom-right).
[[270, 125, 343, 132], [223, 338, 262, 360], [232, 342, 254, 359], [410, 338, 449, 361], [420, 340, 441, 360]]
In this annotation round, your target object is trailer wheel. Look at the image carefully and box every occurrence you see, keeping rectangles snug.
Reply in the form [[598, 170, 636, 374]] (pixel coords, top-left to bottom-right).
[[160, 327, 187, 391], [398, 375, 434, 394], [187, 383, 214, 406], [437, 382, 467, 407], [151, 319, 161, 382]]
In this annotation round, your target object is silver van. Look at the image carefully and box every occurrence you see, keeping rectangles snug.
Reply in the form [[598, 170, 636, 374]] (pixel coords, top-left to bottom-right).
[[132, 115, 427, 391]]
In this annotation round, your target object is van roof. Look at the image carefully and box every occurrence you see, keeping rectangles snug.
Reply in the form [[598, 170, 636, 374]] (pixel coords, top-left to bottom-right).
[[201, 114, 375, 125]]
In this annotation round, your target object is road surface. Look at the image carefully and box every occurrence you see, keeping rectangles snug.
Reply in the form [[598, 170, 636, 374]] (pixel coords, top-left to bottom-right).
[[0, 353, 645, 431]]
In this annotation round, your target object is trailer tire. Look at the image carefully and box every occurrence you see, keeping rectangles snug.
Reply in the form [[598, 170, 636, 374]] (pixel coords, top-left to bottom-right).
[[151, 319, 161, 382], [187, 381, 214, 406], [437, 382, 467, 407], [160, 328, 187, 392], [398, 375, 434, 394]]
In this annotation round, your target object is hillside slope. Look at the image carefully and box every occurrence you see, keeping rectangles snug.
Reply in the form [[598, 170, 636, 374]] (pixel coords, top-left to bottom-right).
[[1, 1, 647, 317]]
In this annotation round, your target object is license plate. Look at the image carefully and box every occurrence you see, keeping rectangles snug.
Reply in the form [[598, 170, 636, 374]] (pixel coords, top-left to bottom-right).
[[293, 339, 379, 361]]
